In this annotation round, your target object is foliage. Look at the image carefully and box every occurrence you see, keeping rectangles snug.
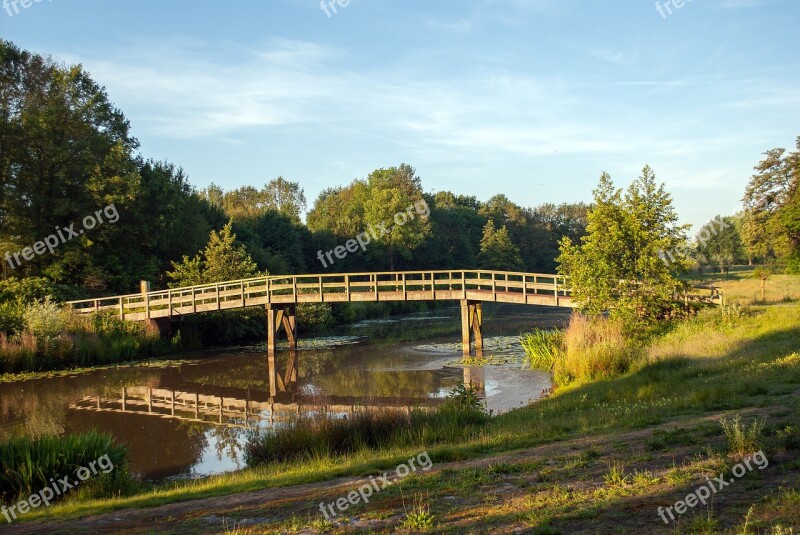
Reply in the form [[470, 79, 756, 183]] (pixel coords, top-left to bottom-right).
[[168, 221, 260, 287], [401, 493, 435, 530], [558, 167, 690, 331], [0, 41, 222, 292], [693, 215, 746, 273], [478, 221, 525, 271], [520, 329, 564, 371], [23, 298, 66, 344], [720, 414, 764, 456], [741, 136, 800, 268], [557, 314, 640, 385], [0, 431, 130, 504]]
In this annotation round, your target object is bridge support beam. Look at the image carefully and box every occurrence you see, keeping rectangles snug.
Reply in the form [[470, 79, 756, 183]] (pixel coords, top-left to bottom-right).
[[460, 299, 483, 356], [266, 304, 297, 355]]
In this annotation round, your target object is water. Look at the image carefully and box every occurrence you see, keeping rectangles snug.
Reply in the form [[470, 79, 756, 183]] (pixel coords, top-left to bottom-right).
[[0, 304, 569, 481]]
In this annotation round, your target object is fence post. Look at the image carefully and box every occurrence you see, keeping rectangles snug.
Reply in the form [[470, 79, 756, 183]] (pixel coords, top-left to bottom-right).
[[523, 274, 527, 302], [119, 297, 124, 320]]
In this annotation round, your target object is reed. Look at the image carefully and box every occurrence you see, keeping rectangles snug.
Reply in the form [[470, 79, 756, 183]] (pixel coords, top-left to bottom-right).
[[244, 386, 488, 466], [0, 431, 130, 504]]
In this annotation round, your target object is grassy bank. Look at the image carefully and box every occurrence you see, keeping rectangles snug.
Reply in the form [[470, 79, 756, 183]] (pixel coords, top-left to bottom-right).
[[12, 277, 800, 532]]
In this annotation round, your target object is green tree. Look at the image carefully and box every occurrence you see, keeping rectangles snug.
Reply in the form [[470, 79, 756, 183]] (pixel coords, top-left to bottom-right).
[[478, 221, 525, 271], [558, 167, 689, 330], [741, 137, 800, 269], [167, 222, 259, 287], [694, 215, 745, 273]]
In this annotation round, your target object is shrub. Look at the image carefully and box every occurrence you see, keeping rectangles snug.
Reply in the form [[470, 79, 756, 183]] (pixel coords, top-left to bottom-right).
[[0, 301, 24, 336], [0, 431, 130, 504], [24, 298, 66, 344], [720, 414, 764, 456]]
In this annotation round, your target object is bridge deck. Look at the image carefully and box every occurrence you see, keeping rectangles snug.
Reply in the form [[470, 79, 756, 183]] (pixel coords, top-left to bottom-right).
[[66, 270, 575, 321]]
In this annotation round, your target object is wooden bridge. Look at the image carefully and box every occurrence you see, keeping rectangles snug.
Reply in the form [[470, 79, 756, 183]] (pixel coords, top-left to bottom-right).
[[66, 270, 573, 355], [65, 269, 722, 355]]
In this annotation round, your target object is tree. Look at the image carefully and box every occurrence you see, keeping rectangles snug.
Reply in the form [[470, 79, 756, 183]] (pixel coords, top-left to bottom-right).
[[694, 215, 745, 273], [558, 167, 690, 330], [478, 221, 525, 271], [741, 137, 800, 269], [167, 222, 259, 287]]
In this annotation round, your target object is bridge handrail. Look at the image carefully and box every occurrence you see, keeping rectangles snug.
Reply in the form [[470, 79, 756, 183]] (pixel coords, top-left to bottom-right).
[[64, 269, 570, 318]]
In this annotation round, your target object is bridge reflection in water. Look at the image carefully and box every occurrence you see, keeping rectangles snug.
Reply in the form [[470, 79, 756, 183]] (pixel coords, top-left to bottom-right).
[[69, 350, 486, 430]]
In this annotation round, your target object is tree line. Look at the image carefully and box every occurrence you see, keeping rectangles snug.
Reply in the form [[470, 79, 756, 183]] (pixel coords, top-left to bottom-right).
[[0, 40, 589, 300]]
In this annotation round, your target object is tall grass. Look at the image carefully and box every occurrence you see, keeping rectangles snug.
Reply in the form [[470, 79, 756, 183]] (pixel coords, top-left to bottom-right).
[[520, 329, 564, 371], [522, 314, 641, 386], [0, 308, 174, 374], [245, 386, 489, 466], [0, 431, 130, 504]]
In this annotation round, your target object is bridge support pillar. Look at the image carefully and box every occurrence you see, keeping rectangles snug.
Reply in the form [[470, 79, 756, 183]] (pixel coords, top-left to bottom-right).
[[266, 304, 297, 355], [460, 300, 483, 356]]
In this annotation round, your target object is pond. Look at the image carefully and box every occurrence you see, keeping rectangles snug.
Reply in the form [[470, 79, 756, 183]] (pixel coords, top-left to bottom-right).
[[0, 304, 569, 481]]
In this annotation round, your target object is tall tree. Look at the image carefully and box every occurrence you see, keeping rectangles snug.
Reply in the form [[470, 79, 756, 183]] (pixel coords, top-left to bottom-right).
[[478, 221, 525, 271], [741, 137, 800, 270], [167, 222, 259, 287], [558, 168, 690, 330]]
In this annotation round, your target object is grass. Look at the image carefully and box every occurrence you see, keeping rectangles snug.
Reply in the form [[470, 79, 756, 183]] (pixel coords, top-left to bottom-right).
[[12, 276, 800, 532], [522, 314, 641, 386], [244, 387, 488, 466], [720, 414, 766, 456], [0, 431, 130, 505]]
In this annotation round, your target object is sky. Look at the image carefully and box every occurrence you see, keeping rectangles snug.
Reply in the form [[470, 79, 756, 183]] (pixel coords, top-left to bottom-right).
[[2, 0, 799, 231]]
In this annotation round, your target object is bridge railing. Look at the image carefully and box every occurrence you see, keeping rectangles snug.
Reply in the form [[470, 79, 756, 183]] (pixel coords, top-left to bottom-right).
[[65, 270, 572, 321]]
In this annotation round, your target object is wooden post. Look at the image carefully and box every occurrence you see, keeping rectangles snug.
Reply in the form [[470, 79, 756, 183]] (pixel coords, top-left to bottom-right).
[[119, 297, 124, 320], [345, 274, 350, 301], [491, 272, 496, 301], [282, 304, 297, 350], [141, 281, 152, 320], [241, 281, 245, 307], [523, 274, 527, 303], [554, 277, 559, 307], [461, 299, 471, 356], [471, 301, 483, 352], [167, 289, 172, 317], [461, 300, 483, 356], [216, 283, 220, 310], [266, 304, 276, 355], [318, 276, 323, 302]]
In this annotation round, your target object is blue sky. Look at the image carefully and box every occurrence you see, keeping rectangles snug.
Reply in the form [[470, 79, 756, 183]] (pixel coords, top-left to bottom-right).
[[2, 0, 799, 231]]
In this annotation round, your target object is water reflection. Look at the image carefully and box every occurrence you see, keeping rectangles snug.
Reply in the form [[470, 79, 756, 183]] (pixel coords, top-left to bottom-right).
[[0, 305, 568, 480]]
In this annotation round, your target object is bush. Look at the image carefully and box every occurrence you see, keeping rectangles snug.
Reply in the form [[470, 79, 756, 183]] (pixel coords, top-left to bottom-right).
[[24, 298, 66, 344], [0, 431, 130, 504], [720, 414, 764, 456], [0, 301, 24, 336]]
